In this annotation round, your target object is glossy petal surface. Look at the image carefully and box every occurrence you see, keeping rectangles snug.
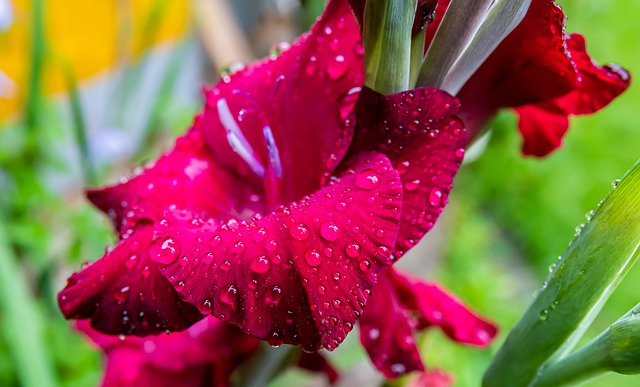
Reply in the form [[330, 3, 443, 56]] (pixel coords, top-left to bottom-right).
[[350, 87, 466, 257], [59, 221, 203, 336], [157, 152, 402, 351], [360, 268, 497, 378], [202, 0, 363, 204], [78, 316, 260, 387]]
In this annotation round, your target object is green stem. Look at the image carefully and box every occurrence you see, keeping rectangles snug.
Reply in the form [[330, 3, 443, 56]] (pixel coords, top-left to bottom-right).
[[363, 0, 417, 94], [237, 344, 296, 387], [24, 0, 46, 147], [483, 159, 640, 386], [532, 339, 609, 387], [409, 29, 425, 88]]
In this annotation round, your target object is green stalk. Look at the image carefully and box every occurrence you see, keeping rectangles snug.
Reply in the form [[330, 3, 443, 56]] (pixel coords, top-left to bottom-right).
[[534, 302, 640, 386], [363, 0, 417, 94], [484, 160, 640, 386], [409, 29, 426, 88], [0, 218, 56, 387]]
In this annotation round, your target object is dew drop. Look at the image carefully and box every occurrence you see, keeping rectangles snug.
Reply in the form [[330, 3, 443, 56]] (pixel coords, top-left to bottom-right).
[[345, 242, 361, 258], [221, 284, 239, 309], [125, 255, 138, 269], [326, 55, 348, 79], [200, 298, 213, 314], [250, 255, 271, 274], [539, 309, 549, 321], [304, 249, 322, 267], [150, 236, 181, 264], [290, 224, 310, 241], [355, 169, 381, 190], [113, 286, 130, 302], [320, 222, 340, 241], [359, 259, 371, 271], [266, 285, 284, 304], [265, 239, 278, 252], [175, 280, 185, 292], [428, 188, 443, 207], [405, 179, 420, 191]]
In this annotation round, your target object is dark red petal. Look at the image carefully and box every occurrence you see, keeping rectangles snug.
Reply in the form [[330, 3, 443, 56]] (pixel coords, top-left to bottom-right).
[[516, 104, 569, 157], [458, 0, 578, 138], [409, 369, 455, 387], [559, 34, 630, 115], [156, 152, 402, 351], [78, 317, 260, 387], [388, 269, 497, 346], [360, 269, 425, 379], [88, 121, 259, 236], [59, 222, 203, 336], [201, 0, 364, 203], [360, 268, 497, 378], [349, 87, 466, 257], [297, 352, 340, 384]]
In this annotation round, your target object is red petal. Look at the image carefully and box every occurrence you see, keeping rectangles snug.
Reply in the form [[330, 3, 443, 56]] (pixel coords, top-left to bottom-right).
[[360, 268, 497, 378], [201, 0, 364, 203], [458, 0, 629, 156], [59, 222, 203, 336], [388, 269, 497, 346], [297, 352, 340, 384], [88, 121, 259, 236], [349, 87, 466, 257], [78, 317, 259, 387], [156, 151, 402, 351], [515, 104, 569, 157], [360, 269, 425, 378]]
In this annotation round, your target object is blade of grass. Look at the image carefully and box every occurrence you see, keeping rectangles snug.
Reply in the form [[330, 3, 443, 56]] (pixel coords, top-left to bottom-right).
[[0, 216, 56, 387], [24, 0, 46, 156]]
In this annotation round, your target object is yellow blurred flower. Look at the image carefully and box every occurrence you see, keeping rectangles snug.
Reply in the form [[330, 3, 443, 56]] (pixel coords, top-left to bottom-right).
[[0, 0, 190, 120]]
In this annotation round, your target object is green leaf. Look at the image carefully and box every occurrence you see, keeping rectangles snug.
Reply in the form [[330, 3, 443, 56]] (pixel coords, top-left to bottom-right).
[[483, 159, 640, 386], [0, 217, 56, 387]]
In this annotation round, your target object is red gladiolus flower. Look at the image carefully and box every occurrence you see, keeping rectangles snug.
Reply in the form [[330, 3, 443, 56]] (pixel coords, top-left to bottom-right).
[[59, 0, 466, 352], [77, 316, 260, 387], [453, 0, 629, 156], [359, 268, 496, 378]]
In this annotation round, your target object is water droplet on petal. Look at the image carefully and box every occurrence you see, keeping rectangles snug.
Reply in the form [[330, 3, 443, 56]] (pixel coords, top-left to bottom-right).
[[356, 169, 381, 190], [150, 236, 181, 264], [250, 256, 271, 274], [113, 286, 130, 302], [266, 285, 283, 304], [320, 222, 340, 241], [304, 249, 322, 267], [221, 284, 239, 309], [326, 55, 348, 79], [345, 242, 361, 258], [125, 255, 138, 269], [428, 188, 443, 207], [359, 259, 371, 271], [200, 298, 213, 314], [405, 179, 420, 191], [290, 224, 310, 241]]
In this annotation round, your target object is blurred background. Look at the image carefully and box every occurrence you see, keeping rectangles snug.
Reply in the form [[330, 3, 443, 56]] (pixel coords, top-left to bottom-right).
[[0, 0, 638, 386]]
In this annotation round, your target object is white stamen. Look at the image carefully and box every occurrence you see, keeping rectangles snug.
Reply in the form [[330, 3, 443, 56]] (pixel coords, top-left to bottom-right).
[[217, 98, 266, 178], [262, 125, 283, 178]]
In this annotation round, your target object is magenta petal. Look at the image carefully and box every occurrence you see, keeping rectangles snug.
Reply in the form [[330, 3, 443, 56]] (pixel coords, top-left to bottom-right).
[[156, 151, 402, 351], [88, 122, 259, 236], [59, 222, 203, 336], [388, 269, 497, 346], [360, 270, 424, 378], [360, 268, 497, 378], [201, 0, 364, 202], [515, 104, 569, 157], [349, 87, 466, 257], [78, 316, 260, 387]]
